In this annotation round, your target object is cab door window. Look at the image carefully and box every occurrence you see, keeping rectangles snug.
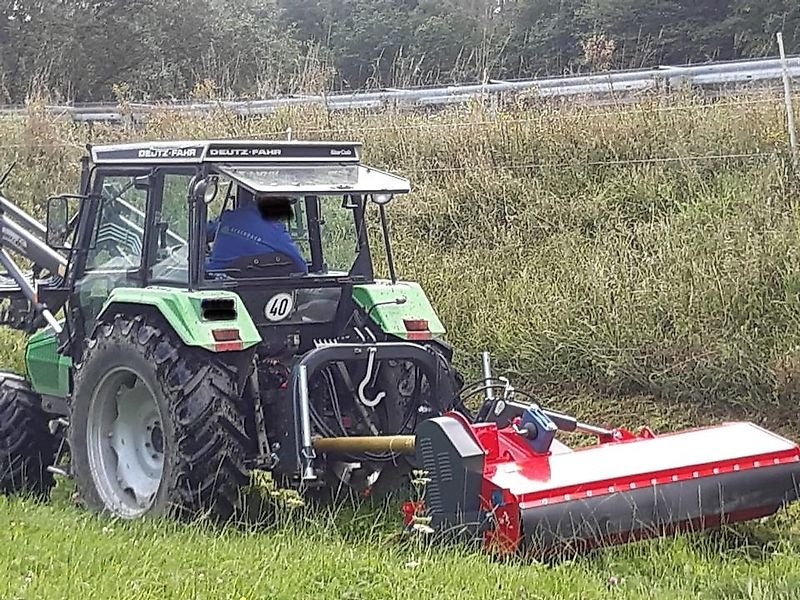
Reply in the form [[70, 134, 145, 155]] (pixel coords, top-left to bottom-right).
[[86, 175, 147, 271], [77, 173, 149, 324], [150, 172, 193, 284]]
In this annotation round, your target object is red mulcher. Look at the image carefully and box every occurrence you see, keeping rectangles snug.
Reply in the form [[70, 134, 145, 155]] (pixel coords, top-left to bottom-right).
[[402, 353, 800, 554]]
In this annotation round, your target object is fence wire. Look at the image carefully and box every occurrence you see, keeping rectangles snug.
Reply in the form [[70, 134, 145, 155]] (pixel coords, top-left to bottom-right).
[[394, 152, 779, 175], [288, 96, 794, 137]]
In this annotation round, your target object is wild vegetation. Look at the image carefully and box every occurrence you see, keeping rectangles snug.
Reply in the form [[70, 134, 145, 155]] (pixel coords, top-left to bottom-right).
[[0, 92, 799, 597], [3, 91, 800, 427]]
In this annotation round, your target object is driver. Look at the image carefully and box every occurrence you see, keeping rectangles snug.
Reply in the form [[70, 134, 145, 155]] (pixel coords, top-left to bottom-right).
[[206, 191, 308, 274]]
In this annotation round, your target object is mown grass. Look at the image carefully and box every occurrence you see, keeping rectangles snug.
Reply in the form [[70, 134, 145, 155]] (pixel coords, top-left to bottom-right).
[[1, 93, 800, 597], [1, 485, 800, 600]]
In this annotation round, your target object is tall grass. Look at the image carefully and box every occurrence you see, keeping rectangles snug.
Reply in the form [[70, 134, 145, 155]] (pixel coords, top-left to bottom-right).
[[1, 93, 799, 428]]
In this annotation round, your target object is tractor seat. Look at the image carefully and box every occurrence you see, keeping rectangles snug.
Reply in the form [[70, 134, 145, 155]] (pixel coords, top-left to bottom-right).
[[208, 252, 304, 279]]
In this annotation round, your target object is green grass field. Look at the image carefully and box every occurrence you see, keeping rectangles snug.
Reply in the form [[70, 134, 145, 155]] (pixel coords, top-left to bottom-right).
[[1, 486, 800, 599], [2, 93, 800, 597]]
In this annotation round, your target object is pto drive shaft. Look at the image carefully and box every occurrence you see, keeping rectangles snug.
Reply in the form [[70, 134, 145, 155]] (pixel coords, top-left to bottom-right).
[[313, 435, 416, 454]]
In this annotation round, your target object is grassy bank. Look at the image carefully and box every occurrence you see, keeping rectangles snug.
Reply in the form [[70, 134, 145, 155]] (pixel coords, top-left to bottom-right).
[[2, 93, 799, 428]]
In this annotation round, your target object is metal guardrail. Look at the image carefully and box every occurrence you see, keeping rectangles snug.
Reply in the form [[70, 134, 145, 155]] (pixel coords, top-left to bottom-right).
[[1, 55, 798, 124]]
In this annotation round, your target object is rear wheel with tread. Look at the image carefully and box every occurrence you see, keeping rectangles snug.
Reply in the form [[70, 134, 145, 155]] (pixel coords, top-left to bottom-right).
[[70, 315, 250, 520]]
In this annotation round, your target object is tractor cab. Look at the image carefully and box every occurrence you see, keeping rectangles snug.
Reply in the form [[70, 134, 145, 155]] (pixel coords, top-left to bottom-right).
[[51, 140, 413, 346]]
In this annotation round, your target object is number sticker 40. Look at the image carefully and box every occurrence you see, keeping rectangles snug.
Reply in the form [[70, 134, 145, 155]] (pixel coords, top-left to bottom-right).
[[265, 292, 294, 322]]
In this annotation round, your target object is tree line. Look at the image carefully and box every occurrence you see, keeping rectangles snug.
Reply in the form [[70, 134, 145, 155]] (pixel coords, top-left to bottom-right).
[[0, 0, 798, 104]]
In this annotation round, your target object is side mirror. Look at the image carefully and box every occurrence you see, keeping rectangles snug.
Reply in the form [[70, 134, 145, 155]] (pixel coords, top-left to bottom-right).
[[192, 177, 218, 204], [46, 195, 82, 250]]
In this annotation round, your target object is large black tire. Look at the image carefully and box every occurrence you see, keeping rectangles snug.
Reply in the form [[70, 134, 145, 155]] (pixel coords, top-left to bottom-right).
[[70, 315, 250, 520], [0, 373, 57, 498]]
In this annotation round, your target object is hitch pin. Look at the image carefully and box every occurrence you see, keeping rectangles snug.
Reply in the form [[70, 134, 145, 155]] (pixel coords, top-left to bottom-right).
[[42, 309, 62, 334]]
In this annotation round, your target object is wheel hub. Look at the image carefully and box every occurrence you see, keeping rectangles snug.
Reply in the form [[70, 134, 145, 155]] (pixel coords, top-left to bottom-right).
[[150, 423, 164, 454], [86, 368, 165, 518]]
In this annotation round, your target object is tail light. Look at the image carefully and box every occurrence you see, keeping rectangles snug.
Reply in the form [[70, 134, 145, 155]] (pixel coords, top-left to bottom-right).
[[212, 328, 243, 351], [403, 318, 431, 340]]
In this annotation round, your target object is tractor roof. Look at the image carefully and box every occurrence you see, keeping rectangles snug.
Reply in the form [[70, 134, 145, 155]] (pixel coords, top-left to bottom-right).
[[88, 140, 362, 165], [88, 140, 411, 195]]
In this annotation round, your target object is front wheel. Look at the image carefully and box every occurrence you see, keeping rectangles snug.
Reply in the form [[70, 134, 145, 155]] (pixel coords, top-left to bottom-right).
[[70, 315, 250, 520]]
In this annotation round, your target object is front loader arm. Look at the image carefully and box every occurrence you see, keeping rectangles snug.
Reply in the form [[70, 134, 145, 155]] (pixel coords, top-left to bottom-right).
[[0, 193, 69, 333]]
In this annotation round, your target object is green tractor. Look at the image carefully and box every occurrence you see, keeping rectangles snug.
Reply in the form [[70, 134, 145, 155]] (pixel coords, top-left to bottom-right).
[[0, 140, 462, 519]]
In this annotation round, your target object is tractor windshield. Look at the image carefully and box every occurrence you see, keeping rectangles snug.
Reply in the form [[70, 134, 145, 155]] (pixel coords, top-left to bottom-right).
[[205, 194, 360, 274], [204, 161, 407, 281], [290, 196, 359, 273], [205, 172, 364, 278]]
